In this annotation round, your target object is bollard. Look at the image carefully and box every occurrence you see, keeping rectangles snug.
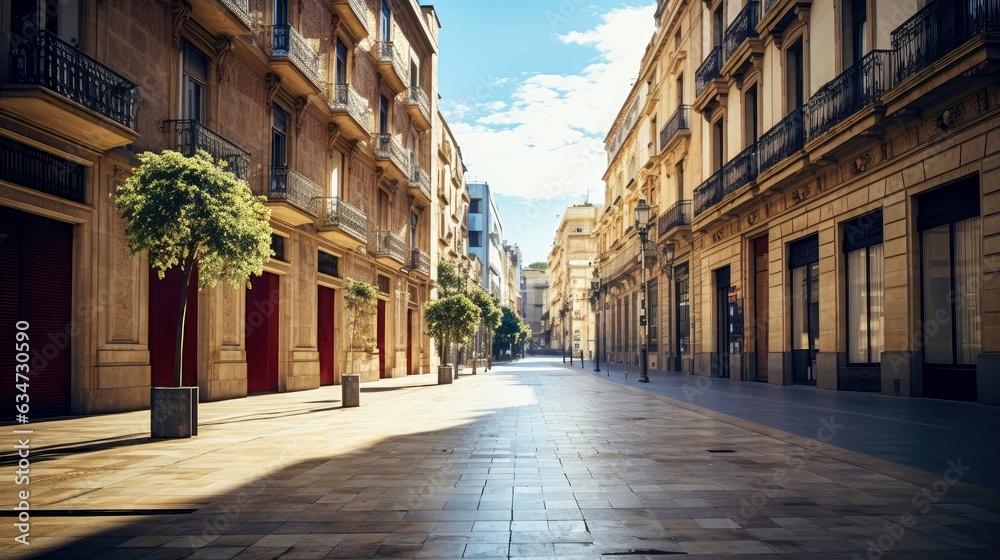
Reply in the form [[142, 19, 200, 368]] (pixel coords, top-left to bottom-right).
[[342, 374, 360, 407], [580, 350, 584, 369]]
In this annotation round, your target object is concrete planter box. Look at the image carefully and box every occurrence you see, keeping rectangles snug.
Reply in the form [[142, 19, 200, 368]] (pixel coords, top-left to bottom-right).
[[151, 387, 198, 438], [437, 365, 453, 385], [342, 374, 360, 407]]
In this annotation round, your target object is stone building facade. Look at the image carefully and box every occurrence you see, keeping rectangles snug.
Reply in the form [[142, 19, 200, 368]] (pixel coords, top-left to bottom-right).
[[597, 0, 1000, 404], [0, 0, 454, 420], [548, 205, 600, 358]]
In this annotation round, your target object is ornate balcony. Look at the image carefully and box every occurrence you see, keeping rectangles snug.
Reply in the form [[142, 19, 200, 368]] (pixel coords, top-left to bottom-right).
[[804, 49, 891, 143], [267, 165, 321, 226], [327, 0, 372, 40], [657, 200, 692, 238], [263, 25, 322, 97], [893, 0, 999, 84], [410, 248, 431, 278], [165, 120, 250, 180], [695, 47, 723, 98], [373, 41, 409, 94], [191, 0, 252, 36], [721, 144, 758, 198], [2, 31, 139, 150], [758, 107, 804, 173], [408, 163, 431, 204], [694, 46, 726, 115], [374, 133, 409, 182], [329, 83, 372, 141], [600, 241, 642, 283], [375, 230, 407, 266], [406, 86, 432, 130], [724, 1, 760, 60], [659, 105, 691, 154], [693, 171, 723, 217], [721, 0, 763, 77], [316, 197, 368, 246]]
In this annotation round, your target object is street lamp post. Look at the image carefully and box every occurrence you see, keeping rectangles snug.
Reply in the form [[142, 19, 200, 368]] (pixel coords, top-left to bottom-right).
[[591, 269, 601, 373], [560, 306, 567, 363], [635, 198, 652, 384]]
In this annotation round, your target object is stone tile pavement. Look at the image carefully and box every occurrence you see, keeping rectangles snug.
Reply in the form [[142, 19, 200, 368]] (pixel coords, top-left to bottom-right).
[[0, 357, 997, 559]]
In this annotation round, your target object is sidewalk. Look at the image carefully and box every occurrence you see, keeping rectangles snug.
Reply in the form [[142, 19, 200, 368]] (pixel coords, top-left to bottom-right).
[[0, 358, 997, 559], [561, 357, 1000, 491]]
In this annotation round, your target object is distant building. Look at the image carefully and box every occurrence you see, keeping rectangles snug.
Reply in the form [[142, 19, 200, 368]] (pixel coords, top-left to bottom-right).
[[548, 205, 601, 356], [467, 182, 505, 297], [522, 267, 550, 350]]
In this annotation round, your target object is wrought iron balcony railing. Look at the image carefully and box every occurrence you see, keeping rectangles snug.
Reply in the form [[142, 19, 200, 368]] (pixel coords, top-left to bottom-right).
[[659, 105, 691, 152], [337, 0, 373, 34], [266, 25, 322, 88], [409, 163, 431, 198], [758, 107, 804, 172], [407, 86, 431, 120], [330, 83, 373, 133], [695, 46, 723, 98], [600, 241, 642, 283], [315, 197, 367, 241], [763, 0, 779, 13], [220, 0, 252, 28], [268, 165, 321, 214], [166, 120, 250, 180], [892, 0, 1000, 85], [804, 49, 891, 142], [8, 31, 139, 130], [657, 200, 692, 237], [411, 248, 431, 276], [375, 133, 409, 173], [723, 0, 761, 61], [694, 171, 723, 217], [376, 230, 407, 263], [377, 41, 409, 84], [722, 143, 758, 198]]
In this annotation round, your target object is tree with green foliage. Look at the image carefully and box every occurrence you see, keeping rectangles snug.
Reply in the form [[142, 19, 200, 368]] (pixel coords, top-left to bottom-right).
[[425, 294, 480, 371], [436, 259, 467, 296], [466, 287, 501, 374], [493, 305, 531, 360], [115, 150, 272, 387], [527, 261, 549, 270]]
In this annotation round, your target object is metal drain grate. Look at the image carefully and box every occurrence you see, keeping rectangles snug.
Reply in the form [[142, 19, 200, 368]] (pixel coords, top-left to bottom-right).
[[706, 449, 736, 453]]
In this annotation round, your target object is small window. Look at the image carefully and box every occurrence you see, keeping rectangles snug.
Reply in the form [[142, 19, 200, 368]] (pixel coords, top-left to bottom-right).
[[378, 274, 391, 293], [469, 198, 482, 213], [318, 251, 339, 277], [182, 41, 209, 122], [469, 231, 482, 247], [271, 234, 286, 261]]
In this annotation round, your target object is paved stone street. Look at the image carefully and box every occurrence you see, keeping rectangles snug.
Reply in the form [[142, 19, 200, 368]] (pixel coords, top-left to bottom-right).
[[2, 357, 999, 559]]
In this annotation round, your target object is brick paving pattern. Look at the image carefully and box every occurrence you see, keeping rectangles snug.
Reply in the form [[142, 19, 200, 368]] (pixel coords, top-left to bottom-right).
[[1, 358, 998, 559]]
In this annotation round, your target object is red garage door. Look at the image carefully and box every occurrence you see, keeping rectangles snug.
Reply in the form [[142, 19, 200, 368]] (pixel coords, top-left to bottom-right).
[[149, 266, 199, 387], [0, 206, 73, 420], [246, 272, 279, 393], [318, 286, 336, 386]]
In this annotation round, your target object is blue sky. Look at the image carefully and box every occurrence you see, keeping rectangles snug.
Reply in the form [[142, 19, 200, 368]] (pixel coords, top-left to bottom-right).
[[430, 1, 656, 265]]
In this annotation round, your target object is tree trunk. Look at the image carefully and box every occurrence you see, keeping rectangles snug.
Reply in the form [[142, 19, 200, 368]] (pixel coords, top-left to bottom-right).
[[173, 261, 194, 388], [472, 326, 478, 375]]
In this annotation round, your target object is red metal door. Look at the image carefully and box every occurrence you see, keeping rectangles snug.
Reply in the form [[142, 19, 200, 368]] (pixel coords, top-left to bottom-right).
[[246, 272, 279, 393], [149, 265, 199, 388], [0, 206, 73, 420], [377, 299, 386, 379], [318, 286, 336, 385], [407, 309, 413, 374]]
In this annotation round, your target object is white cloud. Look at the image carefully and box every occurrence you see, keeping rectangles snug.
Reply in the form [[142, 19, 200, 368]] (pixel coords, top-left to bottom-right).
[[448, 4, 655, 202]]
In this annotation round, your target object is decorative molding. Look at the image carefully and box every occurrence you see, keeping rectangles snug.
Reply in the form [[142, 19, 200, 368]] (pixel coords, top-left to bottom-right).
[[746, 208, 762, 226], [264, 73, 281, 112], [171, 0, 192, 50], [294, 96, 308, 133], [711, 227, 728, 244], [791, 185, 811, 204], [215, 36, 234, 84], [328, 124, 342, 156]]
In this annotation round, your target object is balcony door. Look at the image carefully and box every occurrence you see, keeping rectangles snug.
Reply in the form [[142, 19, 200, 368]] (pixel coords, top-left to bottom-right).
[[335, 39, 348, 86], [379, 94, 389, 134], [271, 105, 288, 168], [274, 0, 288, 25], [182, 41, 209, 123], [380, 1, 391, 41]]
